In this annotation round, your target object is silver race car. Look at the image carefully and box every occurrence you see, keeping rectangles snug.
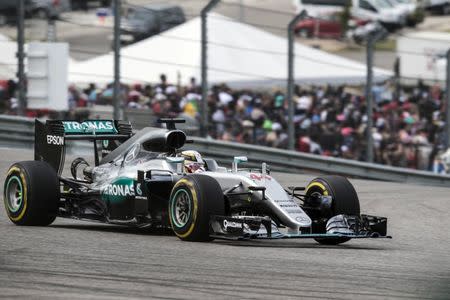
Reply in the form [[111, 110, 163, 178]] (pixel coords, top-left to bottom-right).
[[3, 118, 390, 244]]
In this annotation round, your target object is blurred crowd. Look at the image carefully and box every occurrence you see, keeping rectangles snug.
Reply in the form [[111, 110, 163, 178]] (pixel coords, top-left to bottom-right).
[[1, 74, 449, 174]]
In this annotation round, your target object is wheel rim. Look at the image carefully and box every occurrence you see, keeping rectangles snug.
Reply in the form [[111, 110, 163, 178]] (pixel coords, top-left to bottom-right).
[[305, 184, 334, 220], [308, 188, 330, 215], [6, 176, 23, 213], [171, 189, 191, 228]]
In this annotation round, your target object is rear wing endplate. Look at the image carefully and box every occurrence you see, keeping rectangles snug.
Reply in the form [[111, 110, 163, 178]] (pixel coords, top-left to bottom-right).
[[34, 119, 133, 175]]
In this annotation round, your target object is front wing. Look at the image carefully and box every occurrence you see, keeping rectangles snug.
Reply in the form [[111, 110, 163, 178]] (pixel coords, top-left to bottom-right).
[[209, 215, 392, 240]]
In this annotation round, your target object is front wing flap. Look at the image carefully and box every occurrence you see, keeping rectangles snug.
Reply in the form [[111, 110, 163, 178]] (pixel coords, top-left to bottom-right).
[[209, 214, 392, 241]]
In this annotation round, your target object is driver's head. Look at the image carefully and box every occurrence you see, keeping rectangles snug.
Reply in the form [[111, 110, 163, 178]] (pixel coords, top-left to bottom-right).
[[181, 150, 205, 173]]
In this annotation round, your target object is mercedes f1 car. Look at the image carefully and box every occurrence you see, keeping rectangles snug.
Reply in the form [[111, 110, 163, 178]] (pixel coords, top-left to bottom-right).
[[3, 118, 390, 244]]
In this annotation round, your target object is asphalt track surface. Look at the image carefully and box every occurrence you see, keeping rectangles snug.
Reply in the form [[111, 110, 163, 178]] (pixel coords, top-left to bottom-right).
[[0, 147, 449, 299]]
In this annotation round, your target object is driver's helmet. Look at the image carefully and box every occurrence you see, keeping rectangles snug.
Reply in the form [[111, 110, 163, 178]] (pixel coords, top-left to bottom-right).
[[181, 150, 205, 173]]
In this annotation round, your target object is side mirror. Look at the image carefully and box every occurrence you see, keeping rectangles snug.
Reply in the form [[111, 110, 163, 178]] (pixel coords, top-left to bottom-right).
[[262, 162, 271, 175], [166, 157, 184, 174], [232, 156, 248, 172], [234, 156, 248, 163], [248, 186, 266, 200]]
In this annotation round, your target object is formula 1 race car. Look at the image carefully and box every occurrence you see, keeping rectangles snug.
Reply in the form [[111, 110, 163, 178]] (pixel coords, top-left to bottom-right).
[[3, 118, 390, 244]]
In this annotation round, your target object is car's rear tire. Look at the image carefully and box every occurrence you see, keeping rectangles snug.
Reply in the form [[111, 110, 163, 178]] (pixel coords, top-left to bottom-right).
[[4, 161, 59, 226], [169, 174, 224, 242], [305, 175, 360, 245]]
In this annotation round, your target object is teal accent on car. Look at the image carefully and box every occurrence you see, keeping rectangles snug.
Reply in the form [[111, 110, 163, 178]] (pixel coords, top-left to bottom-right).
[[101, 177, 136, 203], [62, 120, 118, 135], [5, 176, 23, 213]]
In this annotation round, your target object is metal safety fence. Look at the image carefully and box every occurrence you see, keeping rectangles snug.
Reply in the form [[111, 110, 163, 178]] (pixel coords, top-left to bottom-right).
[[1, 115, 450, 187]]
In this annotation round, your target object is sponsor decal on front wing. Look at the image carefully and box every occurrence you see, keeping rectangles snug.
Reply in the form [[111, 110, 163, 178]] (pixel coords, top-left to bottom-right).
[[223, 219, 243, 230]]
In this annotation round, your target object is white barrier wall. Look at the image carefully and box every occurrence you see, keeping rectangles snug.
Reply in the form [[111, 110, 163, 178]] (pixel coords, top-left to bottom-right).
[[28, 42, 69, 111], [398, 31, 450, 82]]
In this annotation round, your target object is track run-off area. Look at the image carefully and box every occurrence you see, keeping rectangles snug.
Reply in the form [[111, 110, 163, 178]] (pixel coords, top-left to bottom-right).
[[0, 147, 449, 299]]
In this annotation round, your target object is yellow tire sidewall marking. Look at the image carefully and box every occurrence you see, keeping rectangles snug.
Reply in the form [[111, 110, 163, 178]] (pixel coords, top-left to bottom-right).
[[305, 182, 329, 196], [5, 166, 28, 222], [171, 178, 198, 239]]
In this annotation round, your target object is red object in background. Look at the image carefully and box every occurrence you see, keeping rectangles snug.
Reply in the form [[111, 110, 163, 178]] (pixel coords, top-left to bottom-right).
[[26, 111, 37, 118], [77, 98, 87, 107], [341, 127, 354, 136], [0, 80, 7, 90], [25, 109, 50, 118], [152, 102, 161, 115], [297, 136, 311, 153], [294, 13, 368, 39], [322, 150, 332, 156]]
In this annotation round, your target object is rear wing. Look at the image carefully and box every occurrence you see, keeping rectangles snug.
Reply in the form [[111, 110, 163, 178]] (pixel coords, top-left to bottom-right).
[[34, 119, 133, 175]]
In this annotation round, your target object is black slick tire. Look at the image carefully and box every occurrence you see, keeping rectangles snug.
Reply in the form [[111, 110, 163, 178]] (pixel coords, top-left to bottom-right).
[[169, 174, 224, 242], [305, 175, 360, 245], [4, 161, 59, 226]]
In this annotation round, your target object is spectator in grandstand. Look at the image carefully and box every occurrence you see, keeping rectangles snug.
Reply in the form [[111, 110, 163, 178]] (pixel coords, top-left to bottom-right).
[[1, 74, 445, 172]]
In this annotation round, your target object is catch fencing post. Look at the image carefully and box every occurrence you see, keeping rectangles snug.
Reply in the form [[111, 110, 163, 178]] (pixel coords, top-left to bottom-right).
[[365, 34, 374, 163], [113, 0, 122, 120], [46, 18, 56, 42], [365, 28, 386, 163], [445, 49, 450, 148], [239, 0, 245, 22], [393, 57, 400, 102], [200, 0, 220, 137], [17, 0, 26, 115], [287, 10, 307, 150]]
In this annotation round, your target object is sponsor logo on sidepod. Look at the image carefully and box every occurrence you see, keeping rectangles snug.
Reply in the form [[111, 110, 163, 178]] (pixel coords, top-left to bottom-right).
[[103, 181, 142, 198], [104, 183, 135, 197]]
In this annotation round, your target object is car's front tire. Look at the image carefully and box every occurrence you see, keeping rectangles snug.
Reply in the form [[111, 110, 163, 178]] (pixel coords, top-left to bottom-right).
[[305, 175, 360, 245], [169, 174, 224, 242], [4, 161, 59, 226]]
